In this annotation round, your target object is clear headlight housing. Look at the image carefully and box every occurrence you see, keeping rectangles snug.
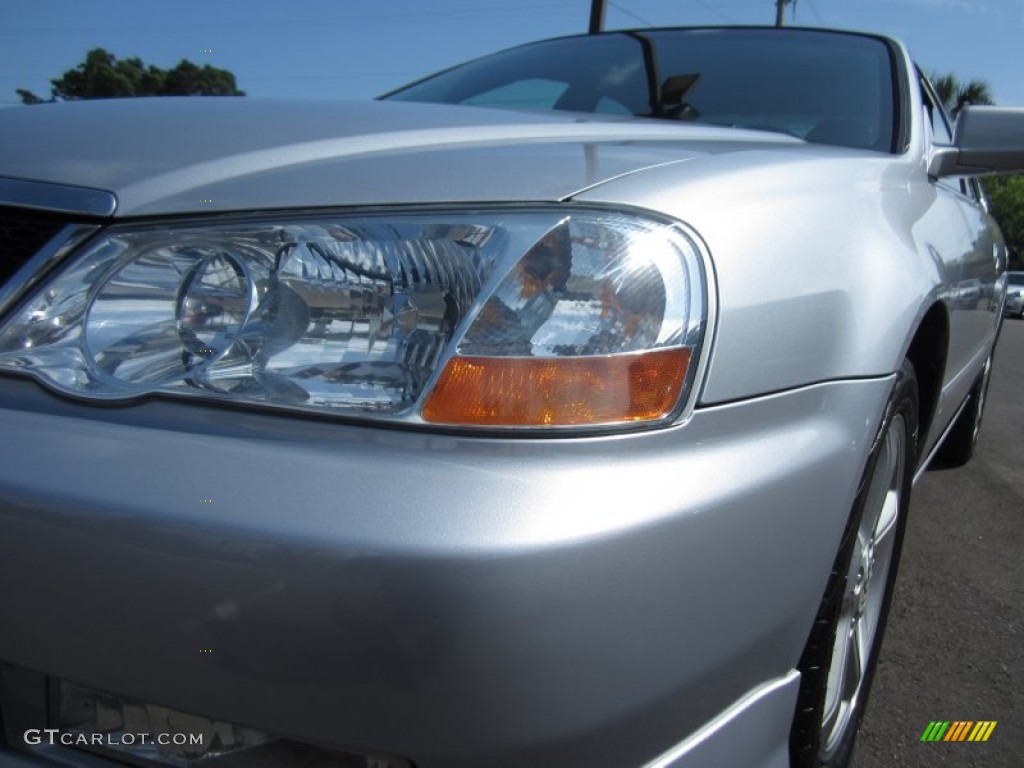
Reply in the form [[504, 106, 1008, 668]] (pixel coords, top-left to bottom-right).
[[0, 208, 709, 430]]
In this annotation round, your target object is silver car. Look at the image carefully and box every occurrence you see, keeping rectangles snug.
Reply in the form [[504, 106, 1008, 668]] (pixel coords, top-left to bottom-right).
[[0, 26, 1020, 768], [1005, 271, 1024, 317]]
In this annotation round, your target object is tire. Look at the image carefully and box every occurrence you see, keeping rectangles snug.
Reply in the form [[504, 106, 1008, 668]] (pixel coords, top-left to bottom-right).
[[933, 352, 992, 468], [790, 359, 918, 768]]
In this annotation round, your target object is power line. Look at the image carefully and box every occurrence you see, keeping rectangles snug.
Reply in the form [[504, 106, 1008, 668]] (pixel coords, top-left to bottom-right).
[[609, 1, 654, 26], [693, 1, 735, 23], [806, 0, 825, 25]]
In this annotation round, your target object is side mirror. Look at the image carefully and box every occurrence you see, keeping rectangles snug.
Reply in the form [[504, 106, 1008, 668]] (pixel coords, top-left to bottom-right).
[[929, 106, 1024, 177]]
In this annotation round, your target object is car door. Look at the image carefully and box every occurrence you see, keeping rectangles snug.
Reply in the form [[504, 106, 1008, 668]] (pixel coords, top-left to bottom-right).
[[918, 75, 1002, 415]]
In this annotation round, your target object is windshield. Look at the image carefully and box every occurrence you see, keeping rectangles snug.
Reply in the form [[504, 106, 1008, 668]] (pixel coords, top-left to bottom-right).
[[384, 28, 897, 153], [1008, 273, 1024, 286]]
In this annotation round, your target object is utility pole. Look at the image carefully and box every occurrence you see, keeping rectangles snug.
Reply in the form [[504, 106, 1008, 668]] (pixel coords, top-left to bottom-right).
[[589, 0, 606, 33], [775, 0, 792, 27]]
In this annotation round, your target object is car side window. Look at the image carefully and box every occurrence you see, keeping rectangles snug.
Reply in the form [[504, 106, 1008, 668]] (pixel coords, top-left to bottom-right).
[[920, 76, 967, 194], [922, 89, 953, 144], [966, 178, 989, 209]]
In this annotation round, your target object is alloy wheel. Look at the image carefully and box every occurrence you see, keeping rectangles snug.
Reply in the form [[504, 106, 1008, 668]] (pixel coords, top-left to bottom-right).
[[819, 414, 906, 757]]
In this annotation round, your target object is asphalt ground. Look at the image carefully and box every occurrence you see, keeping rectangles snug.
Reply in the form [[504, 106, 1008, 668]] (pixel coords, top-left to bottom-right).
[[851, 317, 1024, 767]]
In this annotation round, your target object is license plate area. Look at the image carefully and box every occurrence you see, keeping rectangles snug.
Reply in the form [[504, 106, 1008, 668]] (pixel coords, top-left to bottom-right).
[[0, 664, 410, 767]]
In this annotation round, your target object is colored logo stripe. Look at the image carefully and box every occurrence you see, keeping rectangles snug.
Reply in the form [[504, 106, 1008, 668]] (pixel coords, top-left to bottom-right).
[[968, 721, 997, 742], [945, 721, 973, 741], [920, 721, 996, 742]]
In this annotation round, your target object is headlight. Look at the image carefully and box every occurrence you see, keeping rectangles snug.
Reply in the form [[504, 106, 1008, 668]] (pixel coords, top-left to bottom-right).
[[0, 208, 709, 430]]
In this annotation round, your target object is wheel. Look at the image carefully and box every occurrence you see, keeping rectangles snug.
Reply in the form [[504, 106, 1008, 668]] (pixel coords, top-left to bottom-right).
[[933, 352, 992, 468], [790, 359, 918, 767]]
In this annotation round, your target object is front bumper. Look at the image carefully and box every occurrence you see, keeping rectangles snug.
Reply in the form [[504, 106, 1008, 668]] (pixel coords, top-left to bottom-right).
[[0, 374, 892, 767]]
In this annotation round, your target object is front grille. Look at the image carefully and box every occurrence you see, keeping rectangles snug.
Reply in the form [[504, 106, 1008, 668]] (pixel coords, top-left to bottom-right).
[[0, 206, 70, 287]]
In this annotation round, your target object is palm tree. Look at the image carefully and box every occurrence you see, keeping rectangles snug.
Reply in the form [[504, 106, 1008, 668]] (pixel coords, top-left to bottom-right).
[[930, 72, 994, 118]]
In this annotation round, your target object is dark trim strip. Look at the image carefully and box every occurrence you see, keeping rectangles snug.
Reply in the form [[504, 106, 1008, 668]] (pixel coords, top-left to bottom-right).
[[0, 176, 116, 217]]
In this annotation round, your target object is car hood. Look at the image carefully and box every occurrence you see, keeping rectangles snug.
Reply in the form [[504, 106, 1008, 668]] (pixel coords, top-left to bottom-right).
[[0, 97, 804, 217]]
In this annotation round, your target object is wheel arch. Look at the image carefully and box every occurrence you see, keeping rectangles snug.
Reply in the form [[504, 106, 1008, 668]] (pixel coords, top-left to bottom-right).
[[902, 301, 949, 463]]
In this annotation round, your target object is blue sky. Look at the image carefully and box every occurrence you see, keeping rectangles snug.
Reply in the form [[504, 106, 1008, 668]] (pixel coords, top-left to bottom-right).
[[1, 0, 1022, 107]]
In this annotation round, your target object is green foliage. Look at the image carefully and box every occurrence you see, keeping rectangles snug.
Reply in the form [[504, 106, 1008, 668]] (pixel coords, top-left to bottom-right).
[[17, 48, 244, 104], [985, 175, 1024, 269]]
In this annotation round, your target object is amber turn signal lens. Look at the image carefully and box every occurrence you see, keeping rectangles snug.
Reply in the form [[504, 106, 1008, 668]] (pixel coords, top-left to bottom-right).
[[422, 347, 690, 427]]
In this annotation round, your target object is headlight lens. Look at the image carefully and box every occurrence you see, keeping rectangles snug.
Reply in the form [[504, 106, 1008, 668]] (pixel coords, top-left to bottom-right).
[[0, 208, 708, 430]]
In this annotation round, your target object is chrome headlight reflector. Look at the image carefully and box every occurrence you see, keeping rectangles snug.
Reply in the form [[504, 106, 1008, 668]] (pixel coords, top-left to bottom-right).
[[0, 208, 708, 430]]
